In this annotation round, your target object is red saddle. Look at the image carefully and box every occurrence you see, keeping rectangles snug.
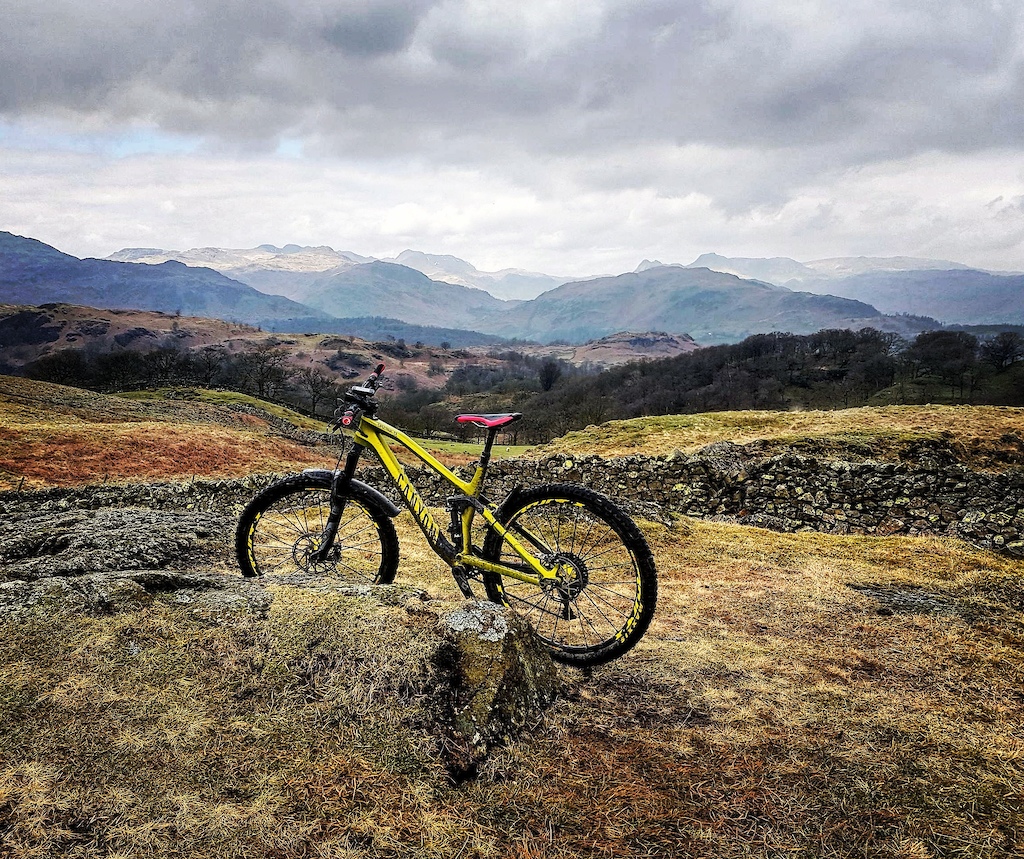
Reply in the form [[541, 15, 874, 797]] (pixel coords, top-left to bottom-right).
[[455, 412, 523, 429]]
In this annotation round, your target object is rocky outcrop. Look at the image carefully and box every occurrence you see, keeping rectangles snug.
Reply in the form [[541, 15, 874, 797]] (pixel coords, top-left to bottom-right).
[[0, 507, 233, 580], [0, 504, 558, 776], [432, 601, 559, 777]]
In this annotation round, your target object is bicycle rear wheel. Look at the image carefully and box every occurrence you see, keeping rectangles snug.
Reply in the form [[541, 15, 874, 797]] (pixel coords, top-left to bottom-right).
[[235, 475, 398, 583], [481, 484, 657, 667]]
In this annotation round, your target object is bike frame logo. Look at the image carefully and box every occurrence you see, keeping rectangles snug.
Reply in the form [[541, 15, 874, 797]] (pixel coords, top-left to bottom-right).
[[393, 467, 442, 545]]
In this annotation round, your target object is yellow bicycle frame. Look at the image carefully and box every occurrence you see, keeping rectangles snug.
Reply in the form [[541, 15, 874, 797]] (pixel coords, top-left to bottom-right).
[[350, 414, 558, 586]]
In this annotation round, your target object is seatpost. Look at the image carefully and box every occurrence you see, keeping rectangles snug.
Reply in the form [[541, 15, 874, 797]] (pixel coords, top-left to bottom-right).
[[477, 427, 500, 482]]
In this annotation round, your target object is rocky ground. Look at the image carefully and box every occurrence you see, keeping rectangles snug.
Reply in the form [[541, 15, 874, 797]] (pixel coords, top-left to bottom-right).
[[0, 497, 558, 778]]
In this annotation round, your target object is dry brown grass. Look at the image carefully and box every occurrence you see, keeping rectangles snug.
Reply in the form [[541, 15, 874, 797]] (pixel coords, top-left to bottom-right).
[[2, 509, 1022, 858], [0, 422, 326, 487], [2, 377, 1023, 856], [0, 376, 328, 487], [542, 405, 1024, 466]]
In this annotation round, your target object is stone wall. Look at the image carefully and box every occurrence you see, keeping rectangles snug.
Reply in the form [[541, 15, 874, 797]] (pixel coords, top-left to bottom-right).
[[2, 444, 1022, 558], [361, 443, 1024, 557]]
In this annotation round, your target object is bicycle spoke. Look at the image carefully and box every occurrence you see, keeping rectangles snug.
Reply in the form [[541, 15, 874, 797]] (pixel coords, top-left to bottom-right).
[[248, 493, 387, 581]]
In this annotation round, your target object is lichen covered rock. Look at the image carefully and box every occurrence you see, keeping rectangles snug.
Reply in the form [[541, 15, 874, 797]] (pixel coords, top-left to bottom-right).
[[431, 600, 559, 777]]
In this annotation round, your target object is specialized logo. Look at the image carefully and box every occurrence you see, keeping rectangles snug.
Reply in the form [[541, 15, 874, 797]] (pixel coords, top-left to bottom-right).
[[395, 469, 441, 544]]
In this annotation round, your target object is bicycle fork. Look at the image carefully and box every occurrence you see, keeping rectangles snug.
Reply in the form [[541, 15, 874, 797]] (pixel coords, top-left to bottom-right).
[[308, 445, 362, 564]]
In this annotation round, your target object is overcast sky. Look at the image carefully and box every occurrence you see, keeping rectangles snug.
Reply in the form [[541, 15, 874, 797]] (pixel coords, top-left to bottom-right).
[[2, 0, 1023, 275]]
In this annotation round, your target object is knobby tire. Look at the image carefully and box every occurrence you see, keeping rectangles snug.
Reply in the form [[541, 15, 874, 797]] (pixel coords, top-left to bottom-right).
[[481, 483, 657, 666], [235, 474, 399, 584]]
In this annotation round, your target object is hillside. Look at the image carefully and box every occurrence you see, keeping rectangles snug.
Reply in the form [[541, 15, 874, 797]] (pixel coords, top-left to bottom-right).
[[0, 375, 331, 488], [108, 244, 371, 300], [1, 386, 1022, 857], [296, 261, 508, 331], [801, 269, 1024, 325], [491, 265, 924, 344], [389, 249, 568, 300], [516, 330, 701, 368], [0, 232, 322, 326], [0, 305, 697, 406], [0, 303, 263, 360], [687, 252, 978, 283], [109, 245, 571, 302], [688, 253, 1024, 325]]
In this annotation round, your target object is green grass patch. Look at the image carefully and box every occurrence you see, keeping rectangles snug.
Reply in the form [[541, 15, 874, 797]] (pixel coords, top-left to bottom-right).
[[415, 438, 534, 457], [118, 388, 330, 431], [542, 405, 1024, 467]]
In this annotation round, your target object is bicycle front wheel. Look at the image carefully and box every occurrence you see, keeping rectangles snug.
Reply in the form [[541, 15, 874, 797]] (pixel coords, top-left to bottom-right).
[[481, 484, 657, 667], [235, 475, 398, 583]]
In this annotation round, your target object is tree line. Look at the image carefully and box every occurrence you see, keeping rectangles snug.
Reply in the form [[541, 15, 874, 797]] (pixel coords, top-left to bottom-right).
[[504, 328, 1024, 441], [23, 327, 1024, 445], [25, 342, 344, 418]]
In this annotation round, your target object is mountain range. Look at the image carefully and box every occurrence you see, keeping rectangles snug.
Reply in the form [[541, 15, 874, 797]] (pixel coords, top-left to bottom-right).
[[668, 252, 1024, 326], [109, 244, 565, 301], [3, 231, 1022, 345], [2, 232, 323, 325]]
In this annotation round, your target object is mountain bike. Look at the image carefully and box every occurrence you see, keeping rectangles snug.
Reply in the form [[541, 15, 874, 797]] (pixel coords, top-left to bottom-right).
[[235, 364, 657, 666]]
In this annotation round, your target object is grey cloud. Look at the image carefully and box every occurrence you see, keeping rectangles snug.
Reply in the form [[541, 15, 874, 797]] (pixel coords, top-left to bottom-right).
[[322, 0, 435, 56], [2, 1, 1024, 201]]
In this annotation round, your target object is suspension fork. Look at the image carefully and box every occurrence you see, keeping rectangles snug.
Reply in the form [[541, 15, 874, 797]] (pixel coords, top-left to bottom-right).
[[309, 444, 363, 563]]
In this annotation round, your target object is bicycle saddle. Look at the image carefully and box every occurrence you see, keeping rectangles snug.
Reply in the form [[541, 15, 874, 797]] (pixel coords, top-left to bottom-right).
[[455, 413, 523, 428]]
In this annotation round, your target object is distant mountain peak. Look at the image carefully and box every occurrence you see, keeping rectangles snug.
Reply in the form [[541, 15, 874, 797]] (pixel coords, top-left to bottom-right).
[[635, 259, 677, 272], [0, 232, 322, 325], [804, 256, 975, 277], [388, 249, 568, 300], [392, 249, 480, 279]]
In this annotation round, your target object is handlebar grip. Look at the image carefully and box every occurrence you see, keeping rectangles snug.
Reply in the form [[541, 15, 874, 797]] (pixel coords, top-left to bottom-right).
[[366, 363, 386, 387]]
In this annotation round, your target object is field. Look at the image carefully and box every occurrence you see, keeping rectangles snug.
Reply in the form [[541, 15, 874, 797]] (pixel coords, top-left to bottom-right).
[[0, 378, 530, 488], [540, 406, 1024, 468], [1, 377, 1022, 857]]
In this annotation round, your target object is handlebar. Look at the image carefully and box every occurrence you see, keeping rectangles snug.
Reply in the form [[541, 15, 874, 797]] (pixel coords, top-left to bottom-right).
[[366, 363, 385, 389], [332, 362, 386, 430]]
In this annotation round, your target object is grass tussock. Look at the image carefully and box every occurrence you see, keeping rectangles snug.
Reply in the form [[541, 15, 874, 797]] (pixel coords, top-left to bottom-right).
[[2, 511, 1022, 857]]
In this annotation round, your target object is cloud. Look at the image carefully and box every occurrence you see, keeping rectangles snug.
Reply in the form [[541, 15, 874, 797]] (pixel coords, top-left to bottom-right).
[[5, 1, 1021, 156], [1, 1, 1023, 271]]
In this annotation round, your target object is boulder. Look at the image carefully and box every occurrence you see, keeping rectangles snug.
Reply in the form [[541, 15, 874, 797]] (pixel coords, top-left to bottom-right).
[[431, 601, 559, 777]]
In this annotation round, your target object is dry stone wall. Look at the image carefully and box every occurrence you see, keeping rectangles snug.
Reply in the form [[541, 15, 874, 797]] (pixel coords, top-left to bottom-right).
[[359, 443, 1024, 559], [2, 443, 1021, 558]]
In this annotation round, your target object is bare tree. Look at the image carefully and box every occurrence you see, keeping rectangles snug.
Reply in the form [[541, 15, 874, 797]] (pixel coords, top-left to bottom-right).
[[539, 359, 563, 391], [296, 366, 337, 416], [980, 331, 1024, 372], [238, 344, 292, 400], [194, 345, 227, 387]]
